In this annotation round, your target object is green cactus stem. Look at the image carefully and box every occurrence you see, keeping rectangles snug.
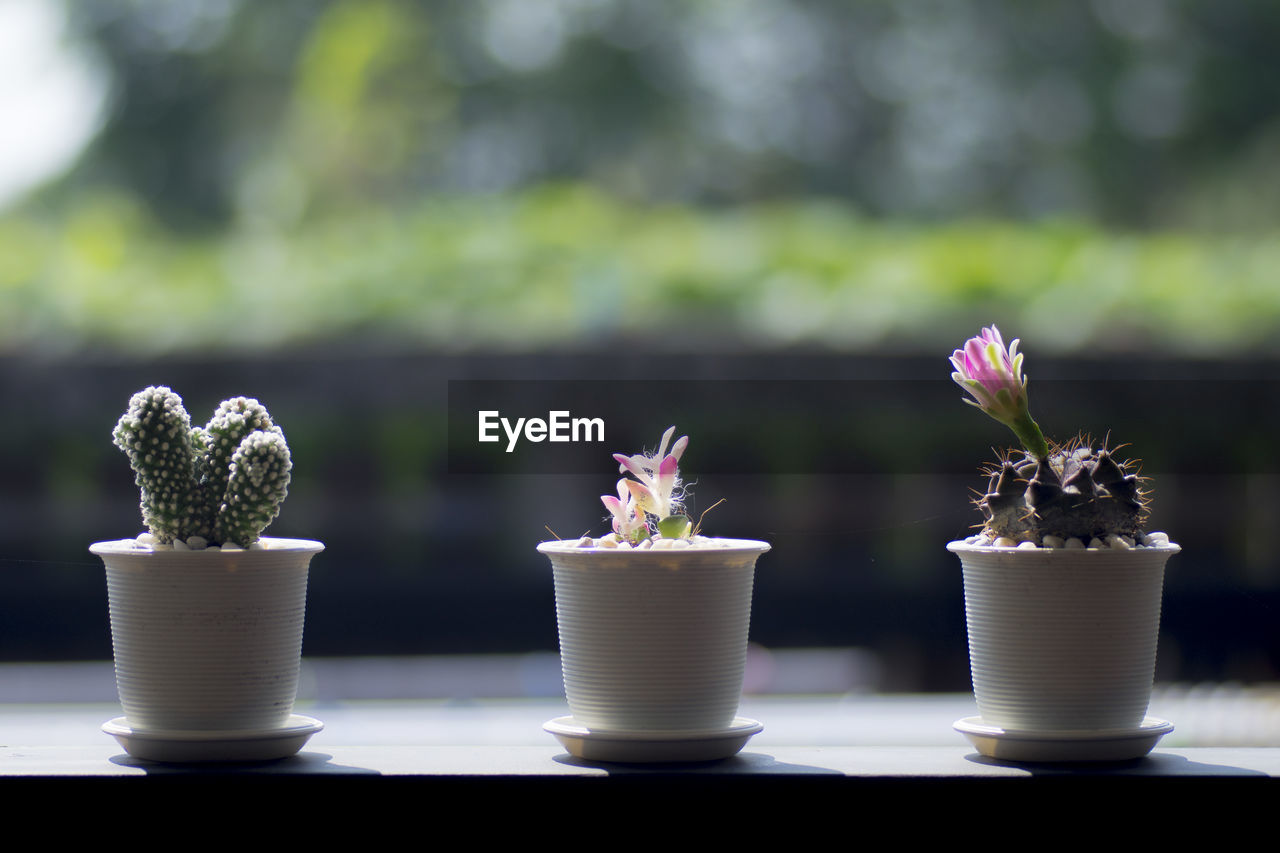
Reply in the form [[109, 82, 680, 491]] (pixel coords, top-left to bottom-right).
[[215, 430, 292, 547], [113, 387, 292, 548], [194, 397, 282, 542], [112, 387, 198, 544], [656, 514, 692, 540], [978, 437, 1147, 543]]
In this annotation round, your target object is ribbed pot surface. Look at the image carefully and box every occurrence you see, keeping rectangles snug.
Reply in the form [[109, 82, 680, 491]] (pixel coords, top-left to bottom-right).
[[540, 540, 769, 733], [91, 538, 323, 733], [949, 541, 1178, 732]]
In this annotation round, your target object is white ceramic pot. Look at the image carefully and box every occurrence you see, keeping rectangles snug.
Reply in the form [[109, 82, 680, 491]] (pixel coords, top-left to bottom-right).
[[90, 538, 323, 733], [949, 540, 1179, 732], [538, 539, 769, 733]]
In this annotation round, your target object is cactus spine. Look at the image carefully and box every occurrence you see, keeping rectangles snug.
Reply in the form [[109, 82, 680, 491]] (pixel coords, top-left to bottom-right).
[[113, 387, 292, 547], [979, 438, 1147, 543]]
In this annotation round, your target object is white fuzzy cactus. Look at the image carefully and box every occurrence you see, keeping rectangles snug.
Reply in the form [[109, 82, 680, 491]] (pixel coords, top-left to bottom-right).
[[113, 387, 292, 547], [112, 387, 198, 544]]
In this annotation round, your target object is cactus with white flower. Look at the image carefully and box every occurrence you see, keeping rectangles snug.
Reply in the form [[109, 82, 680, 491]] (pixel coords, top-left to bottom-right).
[[952, 326, 1160, 548], [113, 386, 292, 549]]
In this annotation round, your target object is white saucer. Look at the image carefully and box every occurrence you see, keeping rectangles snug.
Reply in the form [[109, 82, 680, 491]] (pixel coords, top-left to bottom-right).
[[544, 716, 763, 763], [954, 715, 1173, 763], [103, 714, 324, 763]]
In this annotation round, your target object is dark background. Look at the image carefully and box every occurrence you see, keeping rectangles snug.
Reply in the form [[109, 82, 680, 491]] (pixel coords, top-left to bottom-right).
[[3, 351, 1276, 690], [2, 0, 1279, 690]]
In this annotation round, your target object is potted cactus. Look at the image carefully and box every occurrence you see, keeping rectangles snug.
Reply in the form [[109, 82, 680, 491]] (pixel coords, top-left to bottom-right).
[[537, 426, 770, 763], [947, 327, 1180, 762], [90, 386, 324, 762]]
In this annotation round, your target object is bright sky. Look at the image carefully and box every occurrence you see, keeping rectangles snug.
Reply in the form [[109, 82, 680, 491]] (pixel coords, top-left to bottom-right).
[[0, 0, 107, 211]]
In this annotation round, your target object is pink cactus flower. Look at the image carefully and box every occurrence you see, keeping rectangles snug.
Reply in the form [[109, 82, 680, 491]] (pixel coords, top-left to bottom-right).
[[612, 425, 688, 522], [950, 326, 1049, 458], [601, 479, 646, 540], [950, 326, 1028, 420]]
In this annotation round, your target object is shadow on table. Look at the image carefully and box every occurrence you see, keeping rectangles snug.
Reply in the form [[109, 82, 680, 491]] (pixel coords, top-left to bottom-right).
[[108, 750, 380, 775], [552, 750, 842, 775], [963, 751, 1269, 776]]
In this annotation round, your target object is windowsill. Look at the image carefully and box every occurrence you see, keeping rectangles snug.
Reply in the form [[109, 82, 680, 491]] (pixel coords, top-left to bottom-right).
[[2, 686, 1278, 779]]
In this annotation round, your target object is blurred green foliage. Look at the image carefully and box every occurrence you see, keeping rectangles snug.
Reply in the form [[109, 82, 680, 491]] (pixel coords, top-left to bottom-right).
[[4, 0, 1277, 356], [4, 183, 1279, 355]]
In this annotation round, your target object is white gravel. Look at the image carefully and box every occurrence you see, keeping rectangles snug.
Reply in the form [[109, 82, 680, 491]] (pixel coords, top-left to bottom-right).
[[124, 532, 265, 551], [963, 530, 1175, 549], [571, 532, 734, 549]]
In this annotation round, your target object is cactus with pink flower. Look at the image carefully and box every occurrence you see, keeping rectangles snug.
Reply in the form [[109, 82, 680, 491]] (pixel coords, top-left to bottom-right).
[[952, 326, 1165, 548], [571, 425, 726, 550]]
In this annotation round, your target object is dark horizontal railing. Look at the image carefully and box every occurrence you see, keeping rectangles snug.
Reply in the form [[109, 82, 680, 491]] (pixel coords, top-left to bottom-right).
[[1, 349, 1276, 688]]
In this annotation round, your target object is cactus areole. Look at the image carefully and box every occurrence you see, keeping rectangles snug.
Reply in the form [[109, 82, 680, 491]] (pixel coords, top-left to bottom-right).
[[112, 386, 292, 548], [952, 327, 1151, 545]]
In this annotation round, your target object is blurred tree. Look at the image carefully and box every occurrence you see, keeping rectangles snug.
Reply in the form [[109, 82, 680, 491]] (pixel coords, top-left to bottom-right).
[[55, 0, 1280, 230], [257, 0, 454, 220], [64, 1, 320, 229]]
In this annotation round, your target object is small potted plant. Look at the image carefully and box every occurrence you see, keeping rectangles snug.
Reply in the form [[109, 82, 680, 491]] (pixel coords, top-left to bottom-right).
[[537, 426, 771, 763], [947, 327, 1180, 762], [90, 386, 324, 762]]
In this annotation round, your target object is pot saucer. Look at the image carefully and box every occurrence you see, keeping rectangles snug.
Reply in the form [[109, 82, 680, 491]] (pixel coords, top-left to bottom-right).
[[544, 716, 763, 763], [954, 715, 1173, 763], [103, 714, 323, 763]]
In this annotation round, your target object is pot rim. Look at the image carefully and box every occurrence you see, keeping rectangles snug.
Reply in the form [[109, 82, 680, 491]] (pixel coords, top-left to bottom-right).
[[947, 539, 1179, 556], [538, 537, 770, 557], [90, 537, 325, 557]]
